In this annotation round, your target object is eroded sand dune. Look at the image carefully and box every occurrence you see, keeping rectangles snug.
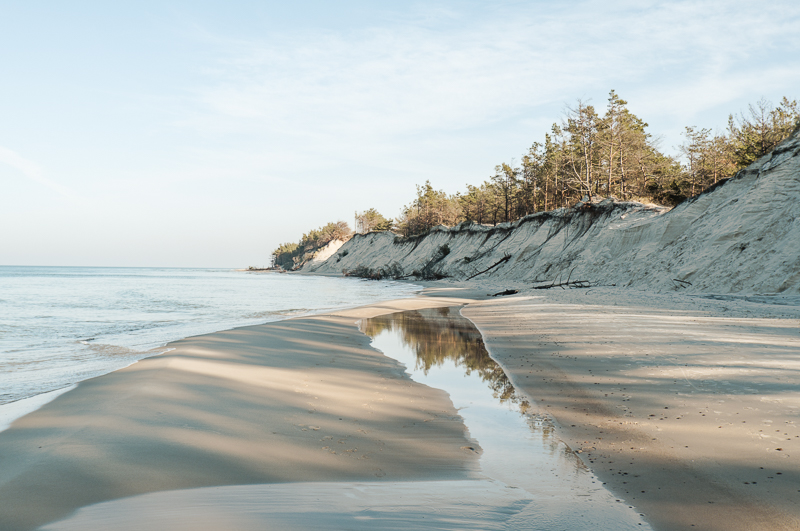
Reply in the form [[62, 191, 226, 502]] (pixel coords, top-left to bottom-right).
[[306, 128, 800, 295]]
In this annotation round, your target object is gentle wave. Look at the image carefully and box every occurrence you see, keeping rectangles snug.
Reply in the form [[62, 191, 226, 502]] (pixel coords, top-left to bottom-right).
[[242, 308, 316, 319]]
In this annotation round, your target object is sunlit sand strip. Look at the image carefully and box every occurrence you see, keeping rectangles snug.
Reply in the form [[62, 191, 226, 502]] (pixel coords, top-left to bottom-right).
[[0, 386, 75, 433]]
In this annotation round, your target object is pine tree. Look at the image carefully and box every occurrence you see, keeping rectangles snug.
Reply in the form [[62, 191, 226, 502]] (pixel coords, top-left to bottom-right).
[[563, 101, 601, 199], [680, 126, 711, 197], [728, 97, 800, 168]]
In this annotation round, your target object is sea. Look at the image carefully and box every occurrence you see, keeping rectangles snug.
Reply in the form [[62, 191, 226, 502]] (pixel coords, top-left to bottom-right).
[[0, 266, 420, 413]]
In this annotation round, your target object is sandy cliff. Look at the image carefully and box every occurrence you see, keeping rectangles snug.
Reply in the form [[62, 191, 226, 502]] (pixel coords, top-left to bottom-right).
[[305, 127, 800, 294]]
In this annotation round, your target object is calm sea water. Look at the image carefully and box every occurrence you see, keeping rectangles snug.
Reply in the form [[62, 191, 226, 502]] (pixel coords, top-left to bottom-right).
[[0, 266, 420, 407]]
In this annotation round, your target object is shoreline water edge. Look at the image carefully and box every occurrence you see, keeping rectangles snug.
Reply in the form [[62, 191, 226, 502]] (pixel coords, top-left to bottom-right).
[[1, 281, 799, 530], [0, 267, 422, 416]]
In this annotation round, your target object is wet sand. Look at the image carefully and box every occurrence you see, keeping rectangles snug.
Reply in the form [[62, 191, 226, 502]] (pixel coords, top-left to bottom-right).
[[39, 481, 542, 531], [37, 303, 650, 531], [3, 286, 800, 530], [0, 297, 479, 531]]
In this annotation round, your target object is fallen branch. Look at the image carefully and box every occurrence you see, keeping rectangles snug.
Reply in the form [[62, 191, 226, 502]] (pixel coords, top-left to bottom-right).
[[672, 278, 692, 286], [491, 289, 519, 297], [466, 254, 512, 280], [532, 279, 592, 290]]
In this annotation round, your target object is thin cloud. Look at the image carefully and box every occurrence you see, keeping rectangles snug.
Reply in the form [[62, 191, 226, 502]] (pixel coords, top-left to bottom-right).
[[189, 0, 800, 139], [164, 0, 800, 187], [0, 146, 79, 199]]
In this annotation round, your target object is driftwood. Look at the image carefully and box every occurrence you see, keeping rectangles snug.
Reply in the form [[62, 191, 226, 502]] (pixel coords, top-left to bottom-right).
[[532, 280, 592, 289], [531, 267, 591, 289], [491, 289, 519, 297], [466, 255, 512, 280]]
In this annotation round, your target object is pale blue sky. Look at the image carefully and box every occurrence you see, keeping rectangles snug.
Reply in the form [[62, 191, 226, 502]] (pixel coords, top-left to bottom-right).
[[2, 1, 799, 267]]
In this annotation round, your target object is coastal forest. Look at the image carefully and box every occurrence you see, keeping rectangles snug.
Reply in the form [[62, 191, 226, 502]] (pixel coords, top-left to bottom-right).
[[272, 93, 799, 269]]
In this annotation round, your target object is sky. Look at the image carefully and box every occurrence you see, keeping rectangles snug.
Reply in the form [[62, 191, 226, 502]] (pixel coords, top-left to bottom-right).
[[2, 0, 799, 267]]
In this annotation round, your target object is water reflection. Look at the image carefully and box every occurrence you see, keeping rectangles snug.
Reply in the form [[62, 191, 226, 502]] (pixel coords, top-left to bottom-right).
[[362, 306, 558, 437], [363, 307, 528, 405], [362, 306, 652, 530]]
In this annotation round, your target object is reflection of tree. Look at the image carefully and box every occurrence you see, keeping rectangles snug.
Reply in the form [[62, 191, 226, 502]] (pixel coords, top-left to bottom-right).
[[362, 307, 529, 409]]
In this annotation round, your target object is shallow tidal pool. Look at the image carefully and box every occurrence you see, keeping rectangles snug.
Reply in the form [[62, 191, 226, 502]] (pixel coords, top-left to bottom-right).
[[362, 306, 652, 530]]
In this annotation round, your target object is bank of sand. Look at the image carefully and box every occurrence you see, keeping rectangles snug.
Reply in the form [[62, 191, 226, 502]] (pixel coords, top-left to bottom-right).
[[0, 296, 488, 531], [461, 284, 800, 531], [1, 286, 799, 530]]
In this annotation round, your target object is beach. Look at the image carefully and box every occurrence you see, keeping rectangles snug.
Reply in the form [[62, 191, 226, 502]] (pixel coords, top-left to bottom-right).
[[1, 285, 799, 530], [5, 3, 798, 530], [464, 286, 800, 530]]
